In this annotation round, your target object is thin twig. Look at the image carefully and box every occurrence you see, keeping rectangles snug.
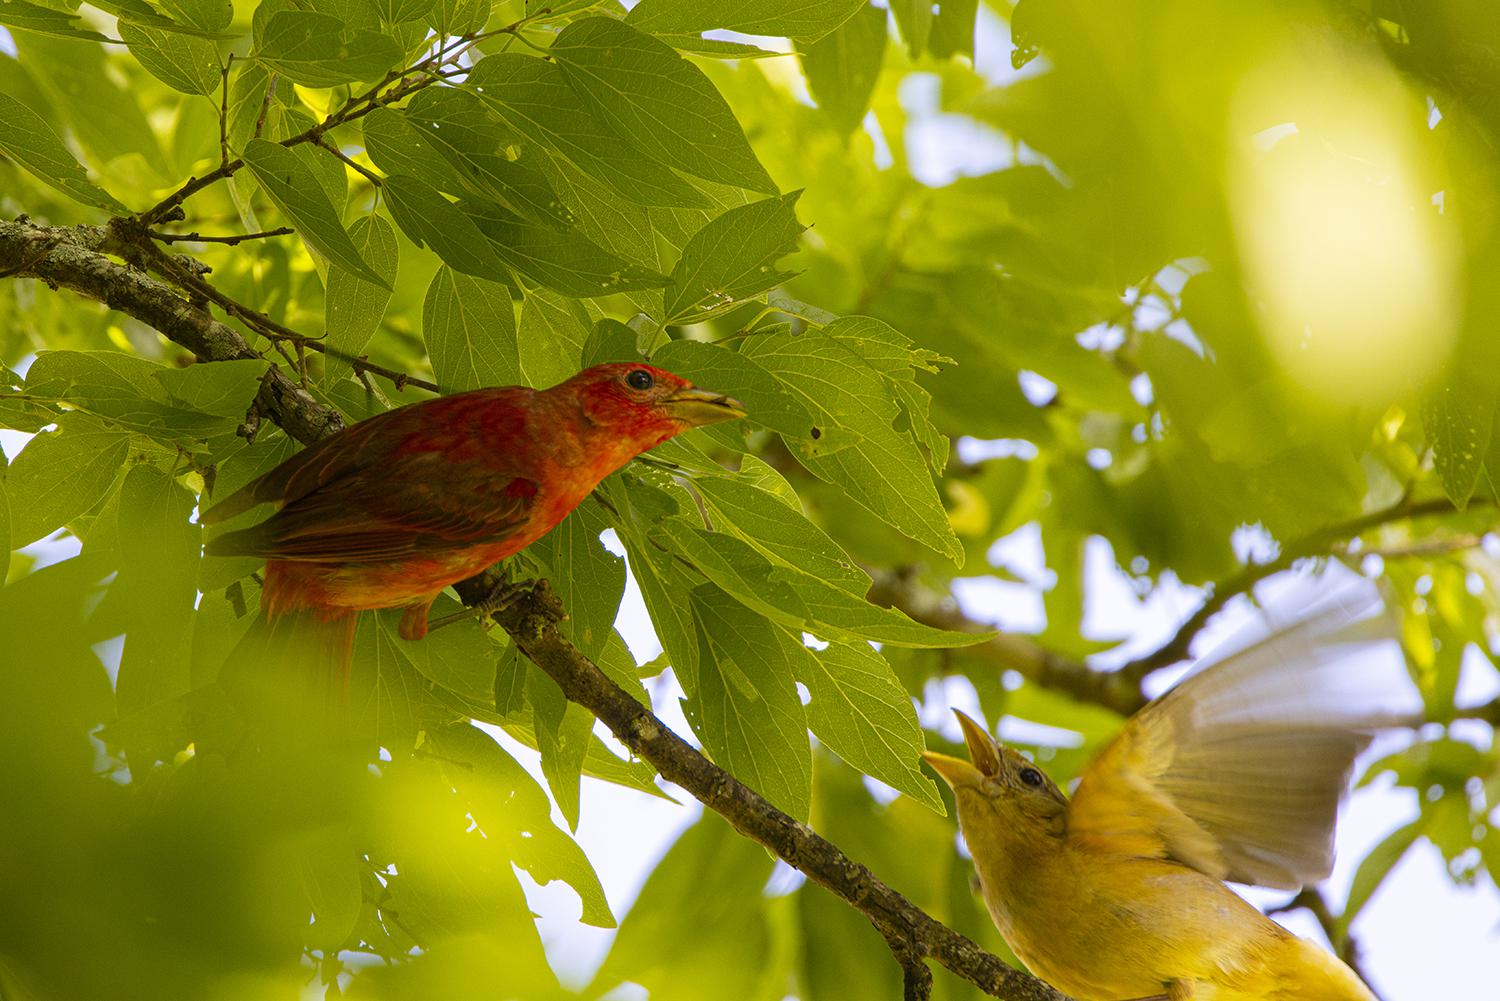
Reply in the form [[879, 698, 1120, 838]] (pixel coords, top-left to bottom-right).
[[1115, 495, 1489, 683], [148, 227, 294, 245], [252, 71, 279, 140], [1355, 533, 1484, 561], [137, 12, 553, 226], [0, 218, 343, 445], [316, 138, 384, 187], [218, 55, 233, 168]]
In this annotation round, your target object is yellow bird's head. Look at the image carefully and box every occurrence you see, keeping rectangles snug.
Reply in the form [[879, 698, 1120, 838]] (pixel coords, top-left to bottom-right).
[[922, 710, 1069, 855]]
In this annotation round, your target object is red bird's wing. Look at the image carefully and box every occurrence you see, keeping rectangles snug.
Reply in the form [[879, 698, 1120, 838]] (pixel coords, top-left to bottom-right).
[[205, 389, 540, 563]]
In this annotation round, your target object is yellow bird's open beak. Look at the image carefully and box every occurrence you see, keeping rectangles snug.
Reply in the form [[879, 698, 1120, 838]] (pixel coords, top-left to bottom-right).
[[921, 709, 1002, 789]]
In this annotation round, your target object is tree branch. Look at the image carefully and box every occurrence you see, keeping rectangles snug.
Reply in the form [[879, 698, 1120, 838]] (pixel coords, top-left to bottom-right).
[[1, 217, 438, 399], [1, 210, 1069, 1001], [475, 577, 1073, 1001], [871, 494, 1488, 720], [0, 217, 340, 445], [1113, 495, 1486, 683], [864, 569, 1146, 716]]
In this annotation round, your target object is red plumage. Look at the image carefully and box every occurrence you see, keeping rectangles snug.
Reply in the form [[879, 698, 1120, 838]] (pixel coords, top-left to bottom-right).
[[203, 363, 745, 668]]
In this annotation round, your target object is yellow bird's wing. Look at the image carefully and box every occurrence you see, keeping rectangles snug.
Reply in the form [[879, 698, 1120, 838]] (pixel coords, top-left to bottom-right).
[[1068, 580, 1412, 890]]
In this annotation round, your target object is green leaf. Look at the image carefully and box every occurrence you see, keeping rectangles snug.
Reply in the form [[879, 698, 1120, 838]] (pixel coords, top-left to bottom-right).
[[253, 11, 403, 87], [494, 645, 527, 717], [378, 597, 500, 703], [114, 465, 200, 716], [797, 638, 944, 812], [0, 473, 9, 582], [667, 521, 982, 647], [695, 473, 869, 595], [888, 0, 932, 56], [928, 0, 978, 59], [371, 0, 433, 25], [625, 0, 867, 43], [1424, 374, 1497, 510], [582, 318, 642, 367], [689, 585, 811, 820], [6, 415, 129, 547], [323, 215, 399, 381], [421, 265, 519, 392], [24, 350, 225, 442], [590, 812, 777, 1001], [463, 198, 672, 298], [466, 53, 709, 209], [742, 328, 963, 562], [152, 359, 267, 418], [373, 766, 556, 996], [527, 501, 624, 661], [797, 3, 886, 134], [119, 21, 221, 96], [425, 723, 615, 927], [1339, 818, 1422, 936], [348, 618, 426, 748], [0, 92, 127, 211], [424, 0, 488, 36], [11, 32, 165, 172], [90, 0, 231, 37], [610, 479, 702, 689], [362, 105, 474, 197], [225, 62, 272, 152], [0, 0, 110, 40], [494, 715, 670, 800], [665, 193, 805, 322], [242, 139, 391, 288], [526, 661, 593, 831], [826, 315, 952, 470], [655, 34, 782, 59], [291, 828, 362, 951], [382, 173, 511, 282], [650, 338, 829, 458], [552, 17, 776, 194], [152, 0, 231, 33], [518, 285, 593, 387], [402, 89, 575, 229]]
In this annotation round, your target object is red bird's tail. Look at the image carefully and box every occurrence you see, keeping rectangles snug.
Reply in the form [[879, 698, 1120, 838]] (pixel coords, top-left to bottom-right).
[[223, 603, 358, 703]]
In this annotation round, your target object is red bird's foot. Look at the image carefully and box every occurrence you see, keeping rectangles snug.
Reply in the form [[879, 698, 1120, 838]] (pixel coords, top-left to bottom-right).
[[425, 579, 531, 634]]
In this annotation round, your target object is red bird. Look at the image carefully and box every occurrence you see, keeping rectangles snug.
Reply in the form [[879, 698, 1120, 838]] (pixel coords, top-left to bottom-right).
[[203, 363, 745, 666]]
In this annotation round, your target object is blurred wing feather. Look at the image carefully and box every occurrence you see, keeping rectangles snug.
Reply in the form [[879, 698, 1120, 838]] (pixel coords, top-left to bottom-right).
[[1069, 581, 1411, 889]]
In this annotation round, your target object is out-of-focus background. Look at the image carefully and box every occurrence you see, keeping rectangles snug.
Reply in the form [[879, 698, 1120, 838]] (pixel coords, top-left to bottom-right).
[[3, 0, 1500, 999]]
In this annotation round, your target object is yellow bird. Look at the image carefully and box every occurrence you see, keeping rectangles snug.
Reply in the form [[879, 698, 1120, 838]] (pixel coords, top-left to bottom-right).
[[923, 596, 1398, 1001]]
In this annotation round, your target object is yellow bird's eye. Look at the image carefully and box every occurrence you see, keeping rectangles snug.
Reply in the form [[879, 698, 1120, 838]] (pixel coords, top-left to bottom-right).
[[1019, 767, 1045, 789]]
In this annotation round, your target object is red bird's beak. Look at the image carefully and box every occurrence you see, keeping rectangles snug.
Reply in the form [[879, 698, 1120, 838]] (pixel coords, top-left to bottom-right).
[[661, 385, 748, 428]]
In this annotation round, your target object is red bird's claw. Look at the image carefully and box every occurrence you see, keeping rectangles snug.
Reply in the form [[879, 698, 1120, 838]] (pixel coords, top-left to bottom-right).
[[476, 579, 527, 615]]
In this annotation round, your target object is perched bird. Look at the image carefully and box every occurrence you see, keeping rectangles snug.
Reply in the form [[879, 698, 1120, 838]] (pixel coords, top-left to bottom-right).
[[922, 590, 1403, 1001], [203, 363, 745, 671]]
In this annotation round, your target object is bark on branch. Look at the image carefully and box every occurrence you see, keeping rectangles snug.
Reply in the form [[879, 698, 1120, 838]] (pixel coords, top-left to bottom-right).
[[0, 217, 341, 445]]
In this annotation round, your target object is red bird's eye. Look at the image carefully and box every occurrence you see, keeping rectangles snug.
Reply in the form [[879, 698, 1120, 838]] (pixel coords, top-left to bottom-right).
[[626, 369, 654, 391]]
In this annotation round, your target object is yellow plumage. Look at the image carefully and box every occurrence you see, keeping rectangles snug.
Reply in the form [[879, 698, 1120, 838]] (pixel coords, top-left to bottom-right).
[[923, 588, 1400, 1000]]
